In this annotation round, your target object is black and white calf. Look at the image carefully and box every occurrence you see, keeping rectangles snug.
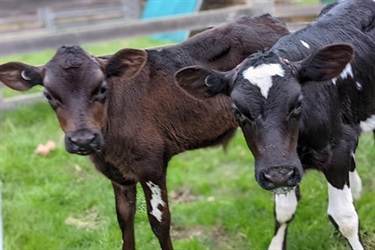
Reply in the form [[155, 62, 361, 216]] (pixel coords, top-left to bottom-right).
[[175, 0, 375, 249]]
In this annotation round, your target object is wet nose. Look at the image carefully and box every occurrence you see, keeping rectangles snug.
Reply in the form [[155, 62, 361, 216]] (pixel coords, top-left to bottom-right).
[[260, 166, 300, 189], [69, 130, 96, 147]]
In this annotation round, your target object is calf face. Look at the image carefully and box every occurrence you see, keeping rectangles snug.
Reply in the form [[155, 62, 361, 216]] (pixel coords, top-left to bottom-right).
[[176, 43, 354, 193], [0, 46, 147, 155]]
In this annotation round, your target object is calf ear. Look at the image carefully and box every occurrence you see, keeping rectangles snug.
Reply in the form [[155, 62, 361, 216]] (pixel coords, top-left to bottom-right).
[[175, 66, 231, 99], [105, 49, 147, 79], [0, 62, 44, 91], [297, 43, 354, 83]]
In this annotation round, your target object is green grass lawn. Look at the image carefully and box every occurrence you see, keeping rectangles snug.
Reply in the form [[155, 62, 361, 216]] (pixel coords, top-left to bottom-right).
[[0, 102, 374, 250], [1, 37, 374, 250]]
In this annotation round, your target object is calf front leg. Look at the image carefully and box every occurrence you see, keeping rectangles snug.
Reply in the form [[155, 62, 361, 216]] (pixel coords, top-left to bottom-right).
[[349, 153, 362, 200], [112, 181, 137, 250], [324, 170, 364, 250], [140, 177, 173, 250], [268, 187, 300, 250]]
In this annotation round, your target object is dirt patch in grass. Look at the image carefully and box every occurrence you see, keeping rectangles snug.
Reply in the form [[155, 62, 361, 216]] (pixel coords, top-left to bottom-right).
[[363, 230, 375, 250], [171, 225, 204, 240], [65, 208, 100, 230], [171, 224, 230, 248], [169, 187, 199, 204]]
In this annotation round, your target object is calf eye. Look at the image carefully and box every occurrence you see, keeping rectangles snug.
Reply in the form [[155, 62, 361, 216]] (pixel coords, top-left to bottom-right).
[[99, 84, 108, 95], [44, 91, 52, 101], [232, 106, 242, 119], [232, 106, 253, 127], [92, 82, 108, 102], [289, 101, 302, 119], [44, 91, 62, 109]]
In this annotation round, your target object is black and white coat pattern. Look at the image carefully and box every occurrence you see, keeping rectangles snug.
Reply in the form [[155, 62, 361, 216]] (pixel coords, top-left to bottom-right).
[[175, 0, 375, 249]]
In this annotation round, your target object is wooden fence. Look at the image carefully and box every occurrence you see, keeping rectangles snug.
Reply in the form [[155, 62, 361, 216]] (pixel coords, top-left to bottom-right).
[[0, 3, 326, 111], [0, 0, 139, 33], [39, 1, 140, 31]]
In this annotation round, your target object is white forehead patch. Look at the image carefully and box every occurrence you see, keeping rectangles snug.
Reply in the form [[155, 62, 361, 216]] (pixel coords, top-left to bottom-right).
[[300, 40, 310, 49], [242, 63, 285, 98]]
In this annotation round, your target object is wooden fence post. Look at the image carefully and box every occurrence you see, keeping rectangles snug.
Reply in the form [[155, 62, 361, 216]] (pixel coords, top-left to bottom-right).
[[38, 7, 55, 32], [122, 0, 141, 19]]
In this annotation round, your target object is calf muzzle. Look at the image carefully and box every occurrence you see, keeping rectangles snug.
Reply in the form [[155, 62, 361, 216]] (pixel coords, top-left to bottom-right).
[[65, 129, 104, 155], [258, 165, 302, 192]]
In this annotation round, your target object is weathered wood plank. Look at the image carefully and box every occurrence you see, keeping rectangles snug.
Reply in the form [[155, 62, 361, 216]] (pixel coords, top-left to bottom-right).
[[0, 6, 260, 56], [0, 92, 46, 110]]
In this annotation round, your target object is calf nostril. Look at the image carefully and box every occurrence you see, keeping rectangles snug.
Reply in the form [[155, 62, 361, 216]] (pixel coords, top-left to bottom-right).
[[261, 167, 297, 189], [85, 133, 96, 142], [286, 170, 294, 178], [69, 136, 78, 143], [69, 132, 96, 146], [263, 172, 276, 189], [264, 172, 273, 181]]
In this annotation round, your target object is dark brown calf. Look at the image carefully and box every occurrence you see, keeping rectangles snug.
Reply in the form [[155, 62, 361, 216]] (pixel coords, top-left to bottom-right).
[[0, 14, 289, 249]]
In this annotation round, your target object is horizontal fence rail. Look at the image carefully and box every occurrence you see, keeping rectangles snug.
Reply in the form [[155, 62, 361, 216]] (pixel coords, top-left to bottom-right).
[[0, 6, 261, 57], [0, 0, 136, 33], [0, 4, 326, 57], [39, 3, 140, 31]]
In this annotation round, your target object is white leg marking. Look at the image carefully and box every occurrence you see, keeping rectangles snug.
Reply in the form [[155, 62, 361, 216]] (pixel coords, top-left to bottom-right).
[[349, 169, 362, 200], [268, 190, 298, 250], [146, 181, 165, 223], [268, 224, 287, 250], [327, 184, 363, 250], [242, 63, 285, 99], [360, 115, 375, 132]]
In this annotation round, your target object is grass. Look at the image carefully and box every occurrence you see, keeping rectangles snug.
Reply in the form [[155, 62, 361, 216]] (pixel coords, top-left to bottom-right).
[[1, 37, 374, 250], [0, 102, 374, 250]]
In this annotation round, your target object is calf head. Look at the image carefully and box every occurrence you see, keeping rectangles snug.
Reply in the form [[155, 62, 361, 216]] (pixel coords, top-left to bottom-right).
[[176, 43, 354, 193], [0, 46, 147, 155]]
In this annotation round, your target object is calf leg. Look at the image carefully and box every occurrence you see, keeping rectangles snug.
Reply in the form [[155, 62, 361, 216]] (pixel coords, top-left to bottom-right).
[[324, 170, 364, 250], [349, 143, 362, 200], [349, 169, 362, 200], [112, 181, 137, 250], [268, 187, 300, 250], [140, 177, 173, 250]]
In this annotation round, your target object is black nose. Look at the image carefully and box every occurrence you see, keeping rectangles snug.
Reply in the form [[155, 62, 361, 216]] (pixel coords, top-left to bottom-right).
[[65, 129, 104, 155], [69, 131, 96, 147], [259, 166, 301, 190]]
